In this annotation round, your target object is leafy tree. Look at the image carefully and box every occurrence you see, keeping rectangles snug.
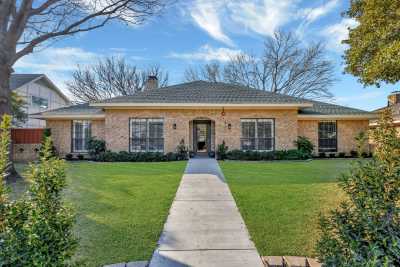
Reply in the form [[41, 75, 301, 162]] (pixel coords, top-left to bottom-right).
[[316, 110, 400, 266], [11, 92, 27, 126], [344, 0, 400, 86]]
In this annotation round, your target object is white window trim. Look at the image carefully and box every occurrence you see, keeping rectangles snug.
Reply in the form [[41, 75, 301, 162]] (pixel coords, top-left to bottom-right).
[[72, 120, 91, 153], [240, 118, 275, 152]]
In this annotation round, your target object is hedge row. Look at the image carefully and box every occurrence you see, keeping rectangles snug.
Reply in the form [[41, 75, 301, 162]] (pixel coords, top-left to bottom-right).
[[93, 151, 187, 162], [224, 149, 311, 161]]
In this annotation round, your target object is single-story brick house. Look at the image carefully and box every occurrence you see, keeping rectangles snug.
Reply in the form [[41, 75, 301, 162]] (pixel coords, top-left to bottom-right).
[[34, 80, 376, 157]]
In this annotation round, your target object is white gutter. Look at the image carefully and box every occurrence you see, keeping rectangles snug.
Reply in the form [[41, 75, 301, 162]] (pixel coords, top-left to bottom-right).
[[90, 102, 313, 109], [298, 114, 378, 120]]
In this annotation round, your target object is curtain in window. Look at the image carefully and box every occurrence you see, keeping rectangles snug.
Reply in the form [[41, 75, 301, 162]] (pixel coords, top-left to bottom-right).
[[318, 121, 337, 152], [72, 120, 91, 152], [130, 118, 164, 152], [241, 119, 274, 151]]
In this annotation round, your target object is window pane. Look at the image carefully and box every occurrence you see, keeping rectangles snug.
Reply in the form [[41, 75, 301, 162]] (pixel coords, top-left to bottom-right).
[[130, 118, 164, 152], [241, 119, 274, 151], [318, 121, 337, 152], [72, 120, 91, 152]]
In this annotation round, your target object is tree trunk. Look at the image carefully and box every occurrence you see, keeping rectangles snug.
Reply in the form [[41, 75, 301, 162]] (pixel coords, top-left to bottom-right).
[[0, 65, 20, 182]]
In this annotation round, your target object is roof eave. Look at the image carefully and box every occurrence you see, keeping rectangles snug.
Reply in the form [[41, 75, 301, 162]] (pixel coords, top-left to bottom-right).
[[298, 114, 378, 120], [31, 114, 105, 120], [90, 102, 313, 109]]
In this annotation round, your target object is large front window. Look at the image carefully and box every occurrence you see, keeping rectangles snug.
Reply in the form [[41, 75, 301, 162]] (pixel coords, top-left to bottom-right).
[[241, 119, 274, 151], [72, 120, 91, 152], [318, 121, 337, 152], [130, 118, 164, 152]]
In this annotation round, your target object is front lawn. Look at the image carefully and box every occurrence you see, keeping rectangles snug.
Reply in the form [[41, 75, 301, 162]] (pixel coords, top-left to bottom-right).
[[220, 159, 353, 257], [12, 161, 186, 267]]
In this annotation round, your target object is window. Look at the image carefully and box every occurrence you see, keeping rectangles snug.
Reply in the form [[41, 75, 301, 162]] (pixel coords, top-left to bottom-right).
[[130, 118, 164, 152], [318, 121, 337, 152], [72, 120, 91, 152], [31, 95, 49, 109], [241, 119, 274, 151]]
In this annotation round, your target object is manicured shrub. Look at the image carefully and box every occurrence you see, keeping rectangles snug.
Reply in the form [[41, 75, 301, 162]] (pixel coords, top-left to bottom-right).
[[77, 154, 84, 160], [294, 136, 314, 157], [94, 151, 185, 162], [217, 141, 229, 160], [176, 139, 188, 160], [225, 149, 308, 161], [338, 152, 346, 158], [0, 131, 77, 265], [65, 153, 73, 160], [350, 150, 358, 158], [87, 137, 106, 157], [319, 152, 326, 158], [316, 110, 400, 266], [329, 153, 336, 158], [361, 152, 368, 158]]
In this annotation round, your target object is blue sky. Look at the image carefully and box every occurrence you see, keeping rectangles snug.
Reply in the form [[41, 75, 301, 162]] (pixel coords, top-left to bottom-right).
[[15, 0, 398, 111]]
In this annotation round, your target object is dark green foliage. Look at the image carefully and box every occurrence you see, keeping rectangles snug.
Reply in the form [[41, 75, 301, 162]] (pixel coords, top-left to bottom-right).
[[294, 136, 314, 156], [0, 137, 77, 266], [176, 139, 188, 160], [77, 154, 84, 160], [217, 141, 229, 160], [329, 153, 336, 158], [225, 149, 310, 161], [350, 150, 358, 158], [338, 152, 346, 158], [319, 152, 326, 158], [87, 137, 106, 157], [94, 151, 185, 162], [65, 153, 73, 160], [316, 110, 400, 266]]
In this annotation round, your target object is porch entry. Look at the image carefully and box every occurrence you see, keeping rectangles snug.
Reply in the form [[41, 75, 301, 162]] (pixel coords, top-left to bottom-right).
[[192, 120, 214, 155]]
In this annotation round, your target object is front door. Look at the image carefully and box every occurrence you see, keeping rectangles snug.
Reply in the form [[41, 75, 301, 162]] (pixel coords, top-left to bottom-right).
[[193, 121, 211, 154]]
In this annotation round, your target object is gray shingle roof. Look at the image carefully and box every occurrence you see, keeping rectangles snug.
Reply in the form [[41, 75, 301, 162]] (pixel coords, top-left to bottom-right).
[[96, 81, 309, 104], [36, 81, 372, 117], [10, 74, 43, 90], [37, 103, 104, 116], [299, 100, 371, 116]]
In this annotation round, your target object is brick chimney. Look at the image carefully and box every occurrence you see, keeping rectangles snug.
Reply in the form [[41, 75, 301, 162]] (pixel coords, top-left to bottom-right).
[[144, 75, 158, 91], [388, 91, 400, 106]]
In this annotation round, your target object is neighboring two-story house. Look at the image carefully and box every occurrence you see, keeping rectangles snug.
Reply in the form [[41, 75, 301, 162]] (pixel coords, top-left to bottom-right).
[[11, 74, 70, 128]]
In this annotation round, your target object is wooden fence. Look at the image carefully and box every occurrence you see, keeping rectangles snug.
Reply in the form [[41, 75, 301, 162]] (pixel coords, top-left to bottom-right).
[[11, 128, 44, 144]]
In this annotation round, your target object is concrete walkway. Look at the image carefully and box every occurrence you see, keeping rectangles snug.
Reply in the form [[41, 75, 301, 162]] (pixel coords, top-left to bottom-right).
[[149, 158, 264, 267]]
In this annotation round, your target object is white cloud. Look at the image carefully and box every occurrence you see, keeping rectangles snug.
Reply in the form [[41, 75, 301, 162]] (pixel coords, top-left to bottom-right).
[[301, 0, 339, 23], [189, 0, 339, 44], [168, 44, 242, 62], [228, 0, 295, 38], [322, 18, 359, 52], [191, 0, 233, 46], [14, 47, 99, 93]]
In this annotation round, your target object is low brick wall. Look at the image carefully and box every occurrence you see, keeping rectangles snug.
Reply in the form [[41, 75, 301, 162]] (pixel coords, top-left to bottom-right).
[[13, 143, 41, 162]]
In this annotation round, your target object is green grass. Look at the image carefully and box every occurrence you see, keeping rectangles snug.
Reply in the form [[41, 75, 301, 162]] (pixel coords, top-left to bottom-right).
[[220, 159, 354, 257], [10, 161, 186, 267]]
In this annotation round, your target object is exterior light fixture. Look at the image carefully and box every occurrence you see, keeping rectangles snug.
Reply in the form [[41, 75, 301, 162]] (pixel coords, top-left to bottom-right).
[[228, 123, 232, 130], [173, 123, 177, 130], [221, 107, 226, 116]]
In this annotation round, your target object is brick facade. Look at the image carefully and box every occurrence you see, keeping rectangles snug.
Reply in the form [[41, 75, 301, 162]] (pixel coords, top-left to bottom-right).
[[46, 110, 370, 156], [298, 119, 370, 155]]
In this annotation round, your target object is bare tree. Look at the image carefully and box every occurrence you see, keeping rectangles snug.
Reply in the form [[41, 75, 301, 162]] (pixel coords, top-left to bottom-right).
[[183, 63, 223, 83], [185, 31, 335, 100], [0, 0, 167, 177], [67, 57, 168, 102]]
